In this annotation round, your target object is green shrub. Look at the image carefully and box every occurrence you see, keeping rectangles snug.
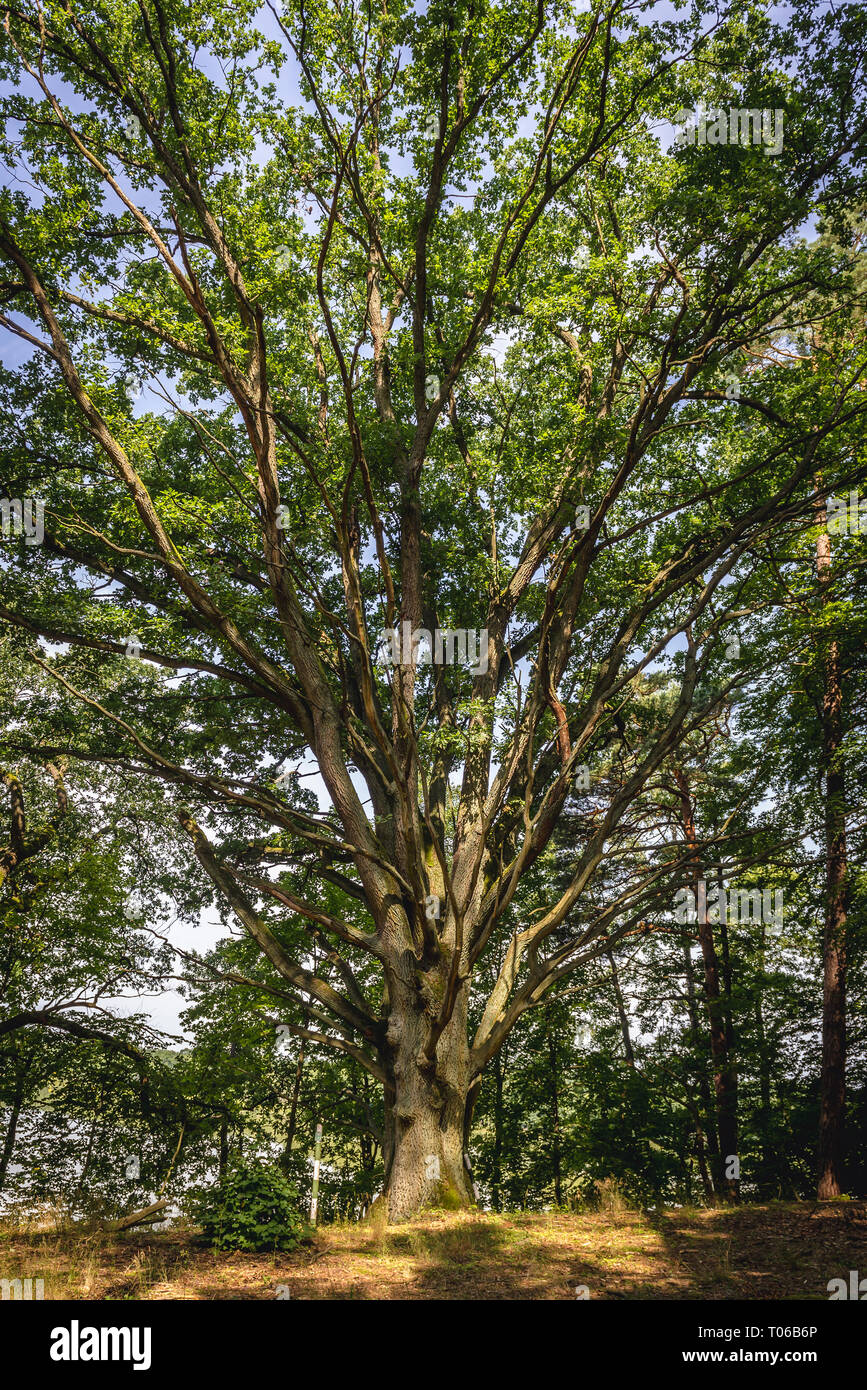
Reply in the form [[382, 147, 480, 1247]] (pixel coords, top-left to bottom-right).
[[194, 1164, 308, 1252]]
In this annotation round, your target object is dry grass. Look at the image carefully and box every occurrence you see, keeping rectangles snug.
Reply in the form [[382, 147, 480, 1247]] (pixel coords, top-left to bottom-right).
[[1, 1202, 865, 1301]]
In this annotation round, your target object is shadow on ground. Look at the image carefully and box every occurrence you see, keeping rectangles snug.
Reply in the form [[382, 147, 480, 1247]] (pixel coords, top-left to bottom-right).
[[3, 1202, 865, 1300]]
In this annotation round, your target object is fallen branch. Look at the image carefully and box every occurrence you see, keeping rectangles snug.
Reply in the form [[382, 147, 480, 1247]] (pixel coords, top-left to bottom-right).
[[104, 1199, 170, 1231]]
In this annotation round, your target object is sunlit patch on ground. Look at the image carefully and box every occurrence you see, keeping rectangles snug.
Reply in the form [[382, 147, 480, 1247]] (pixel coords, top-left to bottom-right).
[[2, 1202, 865, 1301]]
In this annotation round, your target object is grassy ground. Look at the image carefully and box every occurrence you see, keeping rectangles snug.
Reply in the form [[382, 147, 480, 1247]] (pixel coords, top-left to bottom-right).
[[2, 1202, 865, 1300]]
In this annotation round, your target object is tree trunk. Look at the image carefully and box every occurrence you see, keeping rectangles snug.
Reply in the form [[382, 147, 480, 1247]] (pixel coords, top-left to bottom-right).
[[675, 770, 738, 1201], [754, 922, 773, 1184], [694, 1120, 715, 1203], [218, 1121, 229, 1179], [698, 881, 738, 1201], [354, 1070, 376, 1173], [681, 926, 719, 1199], [714, 865, 739, 1202], [105, 1199, 170, 1231], [814, 489, 848, 1199], [681, 1080, 716, 1203], [285, 1038, 305, 1157], [0, 1063, 27, 1191], [607, 949, 635, 1066], [492, 1046, 505, 1212], [380, 986, 474, 1221], [545, 1016, 564, 1207], [218, 1039, 237, 1179]]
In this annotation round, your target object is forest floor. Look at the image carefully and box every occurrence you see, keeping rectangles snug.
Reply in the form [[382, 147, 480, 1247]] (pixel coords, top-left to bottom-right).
[[2, 1201, 866, 1300]]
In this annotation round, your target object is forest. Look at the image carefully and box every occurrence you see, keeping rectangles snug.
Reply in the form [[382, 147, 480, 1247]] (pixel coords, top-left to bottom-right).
[[0, 0, 865, 1310]]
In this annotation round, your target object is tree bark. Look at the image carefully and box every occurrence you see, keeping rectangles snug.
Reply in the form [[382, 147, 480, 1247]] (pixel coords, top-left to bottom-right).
[[545, 1016, 564, 1207], [675, 771, 738, 1201], [491, 1046, 505, 1212], [680, 926, 718, 1200], [683, 1084, 716, 1205], [607, 949, 635, 1066], [814, 489, 848, 1199], [754, 921, 773, 1180], [380, 986, 474, 1221], [714, 864, 739, 1202], [218, 1039, 238, 1179], [0, 1061, 27, 1191], [105, 1199, 169, 1231], [284, 1038, 305, 1159]]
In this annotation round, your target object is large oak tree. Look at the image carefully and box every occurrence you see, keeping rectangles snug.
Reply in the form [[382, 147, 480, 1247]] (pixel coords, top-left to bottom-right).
[[1, 0, 866, 1216]]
